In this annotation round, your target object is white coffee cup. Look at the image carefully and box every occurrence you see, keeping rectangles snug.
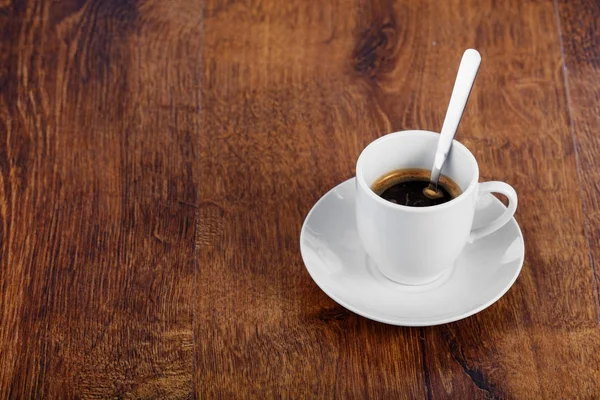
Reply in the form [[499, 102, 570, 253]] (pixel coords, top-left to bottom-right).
[[355, 130, 518, 285]]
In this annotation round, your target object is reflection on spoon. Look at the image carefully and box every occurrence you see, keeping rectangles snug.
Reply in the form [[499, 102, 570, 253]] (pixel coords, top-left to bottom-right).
[[424, 49, 482, 199]]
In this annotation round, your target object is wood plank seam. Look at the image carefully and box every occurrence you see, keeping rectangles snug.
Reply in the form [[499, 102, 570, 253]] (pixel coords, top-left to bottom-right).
[[552, 0, 600, 323]]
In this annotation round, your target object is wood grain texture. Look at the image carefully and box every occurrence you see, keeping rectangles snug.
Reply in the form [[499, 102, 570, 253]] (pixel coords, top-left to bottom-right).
[[1, 0, 600, 398], [556, 0, 600, 315], [0, 0, 201, 398], [197, 0, 600, 398]]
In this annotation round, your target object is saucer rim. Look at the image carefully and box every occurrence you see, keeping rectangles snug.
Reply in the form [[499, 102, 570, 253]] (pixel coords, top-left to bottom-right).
[[300, 177, 525, 327]]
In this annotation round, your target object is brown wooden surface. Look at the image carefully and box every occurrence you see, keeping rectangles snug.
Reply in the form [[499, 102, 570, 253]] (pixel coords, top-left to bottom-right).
[[557, 0, 600, 316], [1, 0, 600, 398], [0, 0, 201, 398]]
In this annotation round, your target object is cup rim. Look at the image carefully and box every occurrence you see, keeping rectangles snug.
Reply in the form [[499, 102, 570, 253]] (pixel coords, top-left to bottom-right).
[[356, 130, 480, 213]]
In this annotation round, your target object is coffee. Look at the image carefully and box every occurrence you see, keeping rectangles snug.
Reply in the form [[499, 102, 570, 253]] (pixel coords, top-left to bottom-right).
[[371, 168, 462, 207]]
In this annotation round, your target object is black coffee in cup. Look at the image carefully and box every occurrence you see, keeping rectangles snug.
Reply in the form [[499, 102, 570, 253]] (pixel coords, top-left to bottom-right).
[[371, 168, 462, 207]]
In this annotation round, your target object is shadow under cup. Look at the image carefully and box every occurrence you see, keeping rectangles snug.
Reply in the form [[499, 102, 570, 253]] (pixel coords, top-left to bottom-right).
[[355, 130, 480, 285]]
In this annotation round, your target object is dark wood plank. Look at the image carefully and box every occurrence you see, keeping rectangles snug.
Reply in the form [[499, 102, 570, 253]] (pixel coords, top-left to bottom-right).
[[0, 1, 201, 397], [557, 0, 600, 314], [197, 0, 600, 397]]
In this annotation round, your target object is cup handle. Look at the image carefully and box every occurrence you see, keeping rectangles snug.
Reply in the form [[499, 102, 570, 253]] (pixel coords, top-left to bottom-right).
[[468, 181, 518, 243]]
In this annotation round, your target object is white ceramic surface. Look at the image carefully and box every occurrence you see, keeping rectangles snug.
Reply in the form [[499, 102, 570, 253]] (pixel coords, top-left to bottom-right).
[[356, 130, 518, 285], [300, 178, 524, 327]]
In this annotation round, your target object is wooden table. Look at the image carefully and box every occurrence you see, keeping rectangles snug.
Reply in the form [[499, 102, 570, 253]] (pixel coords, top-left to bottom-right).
[[1, 0, 599, 398]]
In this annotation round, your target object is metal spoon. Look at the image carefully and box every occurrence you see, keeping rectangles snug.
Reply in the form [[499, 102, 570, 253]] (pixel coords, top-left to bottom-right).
[[423, 49, 481, 199]]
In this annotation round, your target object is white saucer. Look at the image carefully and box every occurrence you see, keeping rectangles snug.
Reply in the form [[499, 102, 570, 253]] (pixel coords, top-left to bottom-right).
[[300, 178, 524, 326]]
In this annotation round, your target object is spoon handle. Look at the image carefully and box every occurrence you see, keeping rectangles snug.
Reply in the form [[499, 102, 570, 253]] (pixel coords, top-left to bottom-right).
[[431, 49, 481, 184]]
